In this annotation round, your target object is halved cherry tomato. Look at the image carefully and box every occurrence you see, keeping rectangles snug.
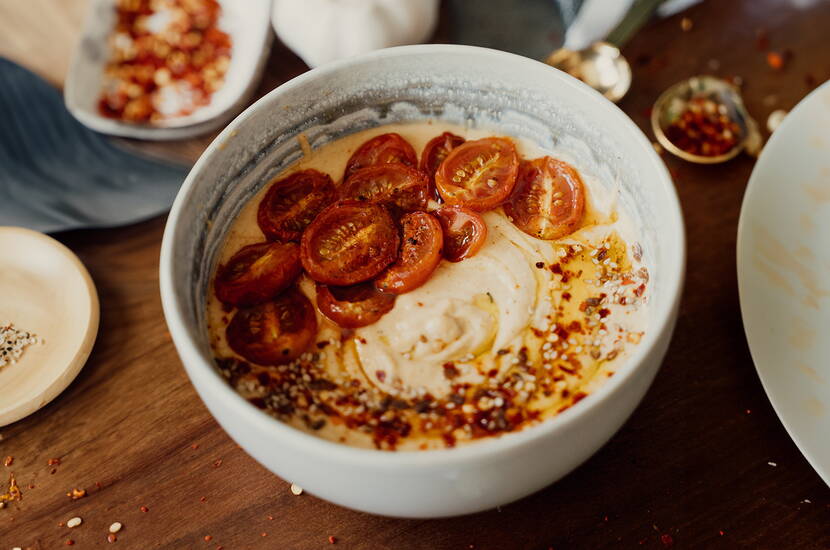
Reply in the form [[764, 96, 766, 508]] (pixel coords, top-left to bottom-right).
[[340, 164, 429, 212], [316, 282, 396, 328], [420, 132, 465, 198], [434, 206, 488, 262], [214, 242, 301, 307], [435, 137, 519, 211], [343, 133, 418, 180], [374, 212, 443, 294], [257, 169, 337, 241], [300, 201, 400, 286], [504, 157, 585, 240], [226, 288, 317, 365]]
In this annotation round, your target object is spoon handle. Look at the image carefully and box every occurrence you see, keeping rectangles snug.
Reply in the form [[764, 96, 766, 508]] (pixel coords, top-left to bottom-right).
[[605, 0, 666, 48]]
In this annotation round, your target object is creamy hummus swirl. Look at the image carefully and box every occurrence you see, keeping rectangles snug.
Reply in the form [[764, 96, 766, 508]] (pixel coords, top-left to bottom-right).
[[355, 212, 556, 398]]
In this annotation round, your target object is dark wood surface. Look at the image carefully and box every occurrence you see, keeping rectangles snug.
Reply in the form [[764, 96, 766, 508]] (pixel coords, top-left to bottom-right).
[[2, 1, 830, 548]]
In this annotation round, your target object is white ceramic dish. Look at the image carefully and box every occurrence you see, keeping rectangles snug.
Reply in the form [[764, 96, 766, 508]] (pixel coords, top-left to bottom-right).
[[0, 227, 99, 427], [737, 80, 830, 487], [64, 0, 272, 140], [159, 45, 685, 517]]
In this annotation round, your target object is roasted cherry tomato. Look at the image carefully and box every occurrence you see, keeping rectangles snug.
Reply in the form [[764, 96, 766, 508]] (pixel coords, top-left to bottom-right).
[[434, 206, 488, 262], [226, 288, 317, 365], [420, 132, 465, 198], [340, 164, 429, 212], [435, 137, 519, 211], [375, 211, 443, 294], [316, 282, 396, 328], [504, 156, 585, 240], [257, 169, 337, 241], [214, 242, 301, 307], [343, 133, 418, 180], [300, 201, 400, 286]]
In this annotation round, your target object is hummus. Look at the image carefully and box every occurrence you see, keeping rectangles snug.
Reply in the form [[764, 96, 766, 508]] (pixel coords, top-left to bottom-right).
[[207, 122, 649, 450]]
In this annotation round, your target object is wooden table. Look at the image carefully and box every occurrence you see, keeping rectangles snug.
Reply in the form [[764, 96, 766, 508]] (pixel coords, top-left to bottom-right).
[[2, 1, 829, 548]]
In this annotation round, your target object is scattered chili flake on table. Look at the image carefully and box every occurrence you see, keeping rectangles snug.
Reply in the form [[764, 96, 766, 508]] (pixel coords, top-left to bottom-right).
[[47, 458, 61, 466], [328, 536, 337, 545], [67, 488, 86, 500], [213, 458, 222, 468], [0, 473, 22, 504], [98, 0, 232, 123], [204, 535, 213, 542], [3, 456, 12, 467], [680, 17, 693, 31], [65, 540, 75, 546], [663, 97, 741, 157], [766, 51, 785, 70], [140, 505, 149, 512], [660, 533, 674, 547], [108, 533, 118, 543]]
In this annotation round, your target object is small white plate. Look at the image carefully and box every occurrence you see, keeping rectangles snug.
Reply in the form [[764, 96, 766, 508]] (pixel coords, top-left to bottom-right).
[[0, 227, 99, 427], [737, 80, 830, 486], [64, 0, 272, 140]]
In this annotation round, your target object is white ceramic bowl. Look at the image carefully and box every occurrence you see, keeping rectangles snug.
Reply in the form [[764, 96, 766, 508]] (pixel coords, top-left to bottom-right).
[[160, 45, 685, 518], [65, 0, 272, 140]]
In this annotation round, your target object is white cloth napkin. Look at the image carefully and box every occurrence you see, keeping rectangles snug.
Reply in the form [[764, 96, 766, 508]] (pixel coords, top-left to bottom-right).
[[272, 0, 440, 68]]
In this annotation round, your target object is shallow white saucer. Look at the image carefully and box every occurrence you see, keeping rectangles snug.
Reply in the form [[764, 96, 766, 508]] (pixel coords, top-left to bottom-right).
[[0, 227, 99, 427], [737, 80, 830, 486]]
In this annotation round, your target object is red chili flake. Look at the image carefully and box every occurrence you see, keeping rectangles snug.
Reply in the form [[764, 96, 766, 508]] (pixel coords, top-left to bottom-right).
[[328, 535, 337, 544], [746, 409, 752, 414], [200, 496, 207, 502], [634, 284, 646, 297], [663, 97, 741, 157], [375, 370, 387, 382], [66, 541, 75, 546], [805, 73, 817, 87], [755, 28, 769, 51], [68, 488, 87, 500], [213, 459, 222, 468], [766, 51, 785, 70], [660, 534, 674, 547], [48, 458, 61, 466], [3, 456, 12, 467], [50, 469, 58, 475], [191, 443, 200, 450], [561, 292, 571, 301], [140, 505, 149, 513], [261, 532, 268, 537], [443, 362, 460, 380], [97, 0, 232, 122], [204, 535, 213, 542], [267, 515, 274, 520], [108, 534, 118, 543], [719, 530, 725, 536], [27, 484, 35, 489]]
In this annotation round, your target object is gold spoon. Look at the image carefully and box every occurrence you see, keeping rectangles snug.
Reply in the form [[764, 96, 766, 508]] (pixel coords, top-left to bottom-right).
[[651, 75, 762, 164], [545, 0, 665, 103]]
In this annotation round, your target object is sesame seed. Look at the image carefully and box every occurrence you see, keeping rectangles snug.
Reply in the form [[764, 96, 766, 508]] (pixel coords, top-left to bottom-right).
[[290, 483, 303, 495], [768, 461, 777, 467], [109, 522, 122, 534], [67, 517, 82, 528]]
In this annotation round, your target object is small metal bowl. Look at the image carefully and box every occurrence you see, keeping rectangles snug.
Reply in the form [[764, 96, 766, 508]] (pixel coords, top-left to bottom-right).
[[546, 42, 632, 103], [651, 75, 761, 164]]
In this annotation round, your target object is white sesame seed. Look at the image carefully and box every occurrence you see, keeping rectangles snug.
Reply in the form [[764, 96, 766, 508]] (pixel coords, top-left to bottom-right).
[[575, 346, 583, 353], [446, 402, 456, 409], [561, 354, 568, 361], [768, 461, 777, 467], [568, 338, 576, 345], [67, 517, 82, 528], [590, 249, 598, 257], [550, 351, 558, 360], [802, 499, 812, 504], [494, 397, 504, 407], [462, 404, 475, 414], [290, 483, 303, 495], [542, 342, 552, 350], [109, 522, 123, 534]]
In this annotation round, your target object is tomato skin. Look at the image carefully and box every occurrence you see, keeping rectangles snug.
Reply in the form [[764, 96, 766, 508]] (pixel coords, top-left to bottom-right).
[[300, 200, 400, 286], [374, 211, 443, 294], [226, 288, 317, 365], [420, 132, 465, 198], [214, 242, 301, 307], [435, 137, 519, 211], [434, 206, 488, 262], [257, 169, 337, 242], [316, 282, 396, 328], [504, 157, 585, 240], [343, 133, 418, 180], [340, 164, 429, 212]]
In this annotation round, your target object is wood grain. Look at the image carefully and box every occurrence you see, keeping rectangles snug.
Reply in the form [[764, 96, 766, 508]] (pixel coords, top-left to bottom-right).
[[2, 1, 830, 548]]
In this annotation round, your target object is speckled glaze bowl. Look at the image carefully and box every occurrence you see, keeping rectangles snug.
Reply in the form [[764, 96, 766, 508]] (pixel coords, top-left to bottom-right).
[[160, 45, 685, 518]]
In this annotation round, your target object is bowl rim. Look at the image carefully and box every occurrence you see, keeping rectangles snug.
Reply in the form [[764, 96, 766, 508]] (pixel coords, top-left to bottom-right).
[[160, 44, 686, 468]]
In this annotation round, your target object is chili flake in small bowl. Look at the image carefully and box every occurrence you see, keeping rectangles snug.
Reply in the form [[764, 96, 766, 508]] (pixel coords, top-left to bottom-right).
[[651, 75, 761, 164]]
